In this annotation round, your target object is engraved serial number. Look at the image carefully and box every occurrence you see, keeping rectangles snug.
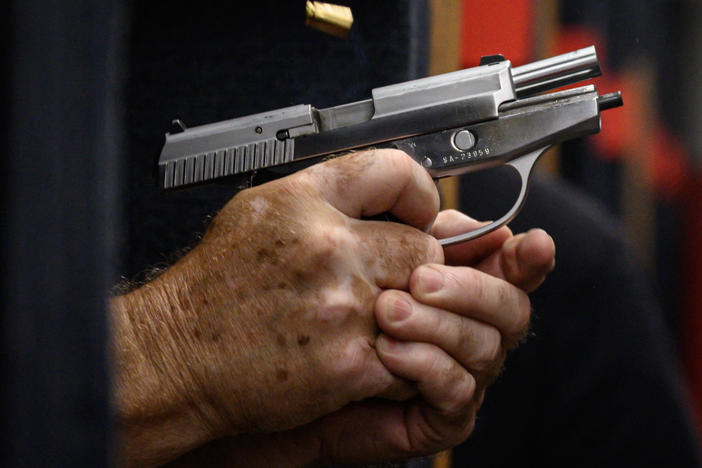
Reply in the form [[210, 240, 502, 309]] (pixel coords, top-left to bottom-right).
[[441, 147, 490, 165]]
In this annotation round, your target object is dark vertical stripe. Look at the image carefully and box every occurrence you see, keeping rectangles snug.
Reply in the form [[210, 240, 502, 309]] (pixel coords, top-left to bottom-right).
[[3, 1, 125, 465]]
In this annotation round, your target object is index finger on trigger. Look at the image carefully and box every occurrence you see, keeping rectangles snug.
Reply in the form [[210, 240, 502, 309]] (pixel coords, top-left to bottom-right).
[[431, 209, 512, 266], [300, 149, 440, 232], [409, 264, 531, 344]]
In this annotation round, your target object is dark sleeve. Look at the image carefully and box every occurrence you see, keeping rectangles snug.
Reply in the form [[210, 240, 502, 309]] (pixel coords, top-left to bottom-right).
[[451, 169, 702, 467]]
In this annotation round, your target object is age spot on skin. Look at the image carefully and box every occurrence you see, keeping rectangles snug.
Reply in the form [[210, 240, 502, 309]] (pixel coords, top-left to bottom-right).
[[256, 248, 273, 262], [276, 368, 289, 381], [276, 334, 286, 347], [297, 335, 311, 346], [293, 269, 307, 284]]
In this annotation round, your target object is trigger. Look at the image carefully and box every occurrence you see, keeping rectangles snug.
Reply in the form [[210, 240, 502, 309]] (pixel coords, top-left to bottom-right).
[[437, 147, 548, 246], [507, 149, 543, 182]]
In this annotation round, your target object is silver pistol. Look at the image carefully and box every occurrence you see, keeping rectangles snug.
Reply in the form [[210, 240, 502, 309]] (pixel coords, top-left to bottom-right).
[[158, 46, 622, 246]]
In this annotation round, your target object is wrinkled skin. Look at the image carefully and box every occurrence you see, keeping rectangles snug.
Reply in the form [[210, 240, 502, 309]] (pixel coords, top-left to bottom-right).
[[111, 150, 555, 467], [167, 211, 554, 467]]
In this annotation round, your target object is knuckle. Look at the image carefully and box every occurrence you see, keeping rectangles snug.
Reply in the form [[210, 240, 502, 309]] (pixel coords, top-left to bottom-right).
[[452, 315, 479, 356], [471, 326, 503, 372], [407, 233, 444, 268], [293, 167, 327, 197], [450, 267, 483, 303], [335, 340, 368, 381], [443, 369, 476, 414], [460, 266, 481, 290], [396, 231, 442, 275], [305, 223, 355, 266], [509, 290, 532, 336], [378, 148, 430, 190], [421, 345, 444, 377], [427, 304, 448, 336], [319, 290, 366, 324], [425, 234, 444, 264]]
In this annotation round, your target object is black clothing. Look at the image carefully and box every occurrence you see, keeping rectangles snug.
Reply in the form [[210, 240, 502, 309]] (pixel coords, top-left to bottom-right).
[[453, 169, 702, 466]]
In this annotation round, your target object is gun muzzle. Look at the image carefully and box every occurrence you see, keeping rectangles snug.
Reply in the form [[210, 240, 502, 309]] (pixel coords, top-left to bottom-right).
[[512, 46, 602, 98]]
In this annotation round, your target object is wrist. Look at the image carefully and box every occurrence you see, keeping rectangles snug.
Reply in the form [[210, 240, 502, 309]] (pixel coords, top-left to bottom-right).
[[110, 261, 227, 466]]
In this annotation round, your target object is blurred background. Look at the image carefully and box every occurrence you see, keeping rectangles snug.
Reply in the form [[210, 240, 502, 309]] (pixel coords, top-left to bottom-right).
[[3, 0, 702, 466], [432, 0, 702, 441]]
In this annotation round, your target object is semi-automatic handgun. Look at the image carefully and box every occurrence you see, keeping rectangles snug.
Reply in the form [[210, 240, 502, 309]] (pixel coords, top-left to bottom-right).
[[158, 46, 622, 246]]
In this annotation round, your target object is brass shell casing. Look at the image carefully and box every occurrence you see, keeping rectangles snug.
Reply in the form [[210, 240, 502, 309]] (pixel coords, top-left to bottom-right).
[[305, 1, 353, 38]]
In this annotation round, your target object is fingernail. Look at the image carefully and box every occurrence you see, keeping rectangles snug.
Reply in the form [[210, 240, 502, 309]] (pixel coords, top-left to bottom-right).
[[389, 296, 412, 322], [417, 266, 444, 294]]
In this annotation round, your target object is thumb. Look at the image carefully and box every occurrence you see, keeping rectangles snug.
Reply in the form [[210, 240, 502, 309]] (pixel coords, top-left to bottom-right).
[[299, 149, 440, 232]]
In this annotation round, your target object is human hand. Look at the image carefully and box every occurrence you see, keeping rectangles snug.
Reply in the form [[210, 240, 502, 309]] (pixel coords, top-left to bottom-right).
[[111, 149, 444, 466], [433, 209, 555, 293], [166, 211, 555, 466], [307, 211, 554, 463], [373, 210, 555, 418]]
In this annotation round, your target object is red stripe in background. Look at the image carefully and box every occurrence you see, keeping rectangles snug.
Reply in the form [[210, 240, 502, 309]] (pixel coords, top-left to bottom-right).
[[553, 26, 688, 200], [551, 27, 630, 161], [460, 0, 532, 68], [460, 0, 701, 446]]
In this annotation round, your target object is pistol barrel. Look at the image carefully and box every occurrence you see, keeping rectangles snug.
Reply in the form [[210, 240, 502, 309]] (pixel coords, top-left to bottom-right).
[[512, 46, 602, 98]]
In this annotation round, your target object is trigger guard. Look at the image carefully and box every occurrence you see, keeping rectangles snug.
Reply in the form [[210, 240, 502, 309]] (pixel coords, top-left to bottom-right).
[[437, 147, 548, 247]]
